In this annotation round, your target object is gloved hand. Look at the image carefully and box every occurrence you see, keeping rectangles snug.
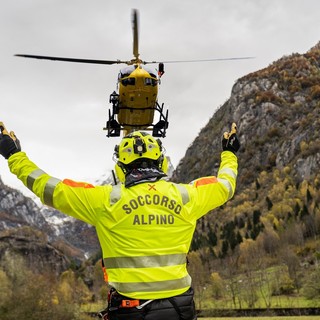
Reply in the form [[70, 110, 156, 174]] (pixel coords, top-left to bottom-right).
[[0, 122, 21, 159], [222, 123, 240, 154]]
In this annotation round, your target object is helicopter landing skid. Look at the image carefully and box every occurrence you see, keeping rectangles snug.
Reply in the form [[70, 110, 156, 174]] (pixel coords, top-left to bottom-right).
[[152, 102, 169, 138]]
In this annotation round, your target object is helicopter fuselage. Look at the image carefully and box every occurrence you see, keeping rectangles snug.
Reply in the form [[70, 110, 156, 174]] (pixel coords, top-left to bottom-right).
[[117, 65, 158, 130]]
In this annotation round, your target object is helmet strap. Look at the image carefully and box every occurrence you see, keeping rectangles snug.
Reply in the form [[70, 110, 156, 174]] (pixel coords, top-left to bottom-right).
[[125, 164, 166, 187]]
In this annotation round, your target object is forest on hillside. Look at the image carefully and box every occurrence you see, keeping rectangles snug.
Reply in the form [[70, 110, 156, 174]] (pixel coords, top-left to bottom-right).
[[174, 42, 320, 311]]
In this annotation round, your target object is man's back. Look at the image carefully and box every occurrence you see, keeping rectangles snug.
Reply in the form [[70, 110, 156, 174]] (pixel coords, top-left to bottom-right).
[[97, 180, 194, 300]]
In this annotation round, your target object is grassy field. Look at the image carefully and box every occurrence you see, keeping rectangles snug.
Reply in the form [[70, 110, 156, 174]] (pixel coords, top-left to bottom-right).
[[194, 293, 319, 311], [201, 317, 320, 320]]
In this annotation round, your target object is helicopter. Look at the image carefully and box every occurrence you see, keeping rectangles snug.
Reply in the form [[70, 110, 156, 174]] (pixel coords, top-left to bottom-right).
[[15, 9, 253, 138]]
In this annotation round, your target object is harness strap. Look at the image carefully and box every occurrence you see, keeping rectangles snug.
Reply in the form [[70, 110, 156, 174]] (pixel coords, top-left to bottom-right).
[[174, 183, 190, 205], [168, 297, 183, 320], [110, 183, 122, 205]]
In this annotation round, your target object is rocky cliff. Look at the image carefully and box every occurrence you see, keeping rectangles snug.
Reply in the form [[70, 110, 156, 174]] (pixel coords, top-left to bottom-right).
[[172, 42, 320, 187], [172, 42, 320, 256], [0, 177, 50, 231], [0, 176, 100, 268], [0, 226, 73, 276]]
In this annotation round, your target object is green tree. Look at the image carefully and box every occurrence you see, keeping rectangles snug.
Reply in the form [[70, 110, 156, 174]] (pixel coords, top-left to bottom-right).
[[187, 251, 210, 310], [0, 252, 90, 320], [302, 267, 320, 304], [210, 272, 225, 299], [59, 270, 92, 305], [0, 269, 11, 308]]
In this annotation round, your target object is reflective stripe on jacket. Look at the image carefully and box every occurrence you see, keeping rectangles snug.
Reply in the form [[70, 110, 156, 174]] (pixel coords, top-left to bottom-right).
[[8, 150, 237, 299]]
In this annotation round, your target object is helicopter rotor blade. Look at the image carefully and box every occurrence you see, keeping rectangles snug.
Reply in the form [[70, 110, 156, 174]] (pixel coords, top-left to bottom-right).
[[142, 56, 255, 64], [132, 9, 139, 60], [15, 54, 124, 65]]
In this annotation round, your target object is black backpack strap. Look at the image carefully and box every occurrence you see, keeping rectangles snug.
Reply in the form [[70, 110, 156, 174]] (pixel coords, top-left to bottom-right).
[[168, 297, 183, 320]]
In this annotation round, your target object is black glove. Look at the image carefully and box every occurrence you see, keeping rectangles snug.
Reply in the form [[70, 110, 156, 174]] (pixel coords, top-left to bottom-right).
[[222, 123, 240, 154], [0, 128, 21, 159]]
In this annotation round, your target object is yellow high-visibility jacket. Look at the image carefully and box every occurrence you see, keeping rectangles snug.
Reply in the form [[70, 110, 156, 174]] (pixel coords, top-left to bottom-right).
[[8, 150, 237, 300]]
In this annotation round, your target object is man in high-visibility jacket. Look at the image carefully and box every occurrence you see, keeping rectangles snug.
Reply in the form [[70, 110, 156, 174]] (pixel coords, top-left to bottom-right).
[[0, 122, 239, 320]]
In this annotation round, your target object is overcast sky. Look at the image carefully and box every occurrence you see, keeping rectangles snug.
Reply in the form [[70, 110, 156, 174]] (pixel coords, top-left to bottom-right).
[[1, 0, 319, 196]]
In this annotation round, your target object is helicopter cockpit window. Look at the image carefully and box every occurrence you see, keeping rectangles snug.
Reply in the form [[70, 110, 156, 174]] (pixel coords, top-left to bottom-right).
[[144, 67, 158, 86], [145, 78, 158, 86], [121, 78, 136, 86]]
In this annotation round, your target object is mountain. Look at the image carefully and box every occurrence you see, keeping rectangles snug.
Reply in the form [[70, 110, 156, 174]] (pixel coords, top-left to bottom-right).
[[0, 176, 100, 261], [0, 177, 50, 231], [173, 42, 320, 185], [0, 226, 73, 276], [172, 41, 320, 257]]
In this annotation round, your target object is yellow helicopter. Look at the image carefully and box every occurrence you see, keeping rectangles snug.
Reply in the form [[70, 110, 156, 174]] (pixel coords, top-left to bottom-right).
[[15, 9, 253, 137]]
